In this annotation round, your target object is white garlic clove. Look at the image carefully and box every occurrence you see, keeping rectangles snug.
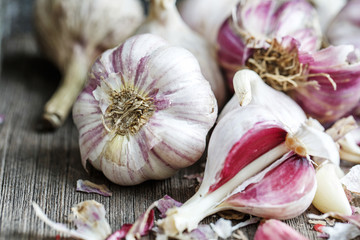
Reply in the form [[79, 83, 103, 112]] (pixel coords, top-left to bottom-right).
[[73, 34, 218, 186], [136, 0, 228, 108], [219, 69, 307, 132], [34, 0, 145, 129], [312, 162, 352, 216], [338, 128, 360, 163], [218, 154, 316, 220]]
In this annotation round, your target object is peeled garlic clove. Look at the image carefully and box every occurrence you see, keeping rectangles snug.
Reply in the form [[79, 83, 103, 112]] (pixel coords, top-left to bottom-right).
[[326, 0, 360, 49], [136, 0, 228, 108], [218, 154, 316, 220], [219, 69, 306, 132], [73, 34, 217, 185], [34, 0, 145, 129], [312, 162, 352, 215], [178, 0, 239, 45], [254, 219, 309, 240]]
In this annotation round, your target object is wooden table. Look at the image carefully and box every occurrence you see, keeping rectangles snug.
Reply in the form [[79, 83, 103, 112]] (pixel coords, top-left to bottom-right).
[[0, 2, 359, 240]]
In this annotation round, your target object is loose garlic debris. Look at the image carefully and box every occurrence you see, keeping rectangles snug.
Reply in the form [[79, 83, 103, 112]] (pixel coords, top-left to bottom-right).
[[34, 0, 144, 129], [73, 34, 217, 185]]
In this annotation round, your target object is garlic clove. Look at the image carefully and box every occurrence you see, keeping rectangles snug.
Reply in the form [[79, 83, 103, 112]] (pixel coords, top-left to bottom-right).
[[218, 154, 316, 220], [220, 69, 307, 132], [338, 128, 360, 163], [73, 34, 218, 185], [136, 0, 228, 108], [34, 0, 145, 129], [254, 219, 309, 240], [312, 162, 352, 216]]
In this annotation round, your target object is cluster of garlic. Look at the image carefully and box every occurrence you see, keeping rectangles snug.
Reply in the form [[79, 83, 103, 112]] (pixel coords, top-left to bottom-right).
[[33, 0, 360, 239]]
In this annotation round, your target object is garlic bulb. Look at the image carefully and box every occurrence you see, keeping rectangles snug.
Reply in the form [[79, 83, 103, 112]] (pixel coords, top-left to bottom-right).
[[135, 0, 228, 108], [73, 34, 218, 185], [34, 0, 144, 129], [326, 0, 360, 49], [217, 0, 360, 124], [157, 70, 339, 235], [311, 0, 346, 33], [178, 0, 239, 45]]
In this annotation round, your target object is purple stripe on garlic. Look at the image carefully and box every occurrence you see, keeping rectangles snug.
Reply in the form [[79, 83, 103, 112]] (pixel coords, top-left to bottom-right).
[[73, 34, 217, 186]]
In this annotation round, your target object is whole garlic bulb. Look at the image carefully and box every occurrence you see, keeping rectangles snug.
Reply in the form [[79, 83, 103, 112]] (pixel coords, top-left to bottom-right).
[[73, 34, 218, 185], [34, 0, 144, 129], [136, 0, 228, 108]]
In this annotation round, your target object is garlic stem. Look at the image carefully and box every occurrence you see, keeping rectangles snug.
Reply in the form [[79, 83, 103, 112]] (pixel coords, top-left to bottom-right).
[[158, 143, 289, 235], [42, 45, 89, 129]]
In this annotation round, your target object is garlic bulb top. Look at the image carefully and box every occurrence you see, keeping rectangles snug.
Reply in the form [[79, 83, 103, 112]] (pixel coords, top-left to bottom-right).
[[178, 0, 240, 45], [73, 34, 218, 186], [136, 0, 228, 108], [34, 0, 144, 129]]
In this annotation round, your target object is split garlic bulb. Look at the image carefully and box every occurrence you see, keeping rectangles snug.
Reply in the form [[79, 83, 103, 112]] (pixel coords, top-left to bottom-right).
[[136, 0, 228, 108], [34, 0, 144, 129], [73, 34, 218, 186]]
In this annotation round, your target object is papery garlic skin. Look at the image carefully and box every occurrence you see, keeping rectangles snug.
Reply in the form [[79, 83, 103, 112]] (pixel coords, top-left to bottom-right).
[[136, 0, 228, 108], [178, 0, 239, 45], [34, 0, 144, 129], [312, 162, 352, 215], [326, 0, 360, 49], [73, 34, 217, 185]]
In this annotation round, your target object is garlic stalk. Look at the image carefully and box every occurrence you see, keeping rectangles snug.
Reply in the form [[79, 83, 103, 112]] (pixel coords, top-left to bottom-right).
[[73, 34, 217, 186], [178, 0, 240, 45], [34, 0, 144, 129], [312, 162, 352, 215], [217, 0, 360, 124], [136, 0, 228, 108], [326, 0, 360, 49]]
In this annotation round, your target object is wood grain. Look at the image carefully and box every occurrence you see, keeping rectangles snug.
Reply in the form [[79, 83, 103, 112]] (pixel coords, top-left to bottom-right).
[[0, 1, 359, 240]]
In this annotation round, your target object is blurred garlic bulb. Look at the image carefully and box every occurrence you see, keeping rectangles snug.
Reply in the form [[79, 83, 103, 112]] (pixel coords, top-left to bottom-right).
[[34, 0, 144, 129], [136, 0, 228, 108], [326, 0, 360, 49], [73, 34, 217, 185], [178, 0, 239, 45]]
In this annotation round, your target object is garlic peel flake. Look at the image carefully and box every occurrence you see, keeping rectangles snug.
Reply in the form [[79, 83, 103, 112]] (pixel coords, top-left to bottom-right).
[[73, 34, 218, 185]]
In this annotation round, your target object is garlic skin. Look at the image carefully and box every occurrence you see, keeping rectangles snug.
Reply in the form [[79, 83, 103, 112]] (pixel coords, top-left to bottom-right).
[[136, 0, 228, 108], [73, 34, 217, 185], [178, 0, 239, 45], [326, 0, 360, 49], [312, 162, 352, 215], [34, 0, 144, 129], [311, 0, 346, 33]]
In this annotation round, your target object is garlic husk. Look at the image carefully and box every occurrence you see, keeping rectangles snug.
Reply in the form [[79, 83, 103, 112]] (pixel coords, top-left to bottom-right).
[[312, 162, 352, 215], [33, 200, 111, 240], [326, 0, 360, 49], [219, 69, 306, 132], [254, 219, 309, 240], [136, 0, 228, 108], [34, 0, 144, 129], [338, 127, 360, 163], [73, 34, 217, 185], [178, 0, 239, 45], [217, 0, 322, 91]]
